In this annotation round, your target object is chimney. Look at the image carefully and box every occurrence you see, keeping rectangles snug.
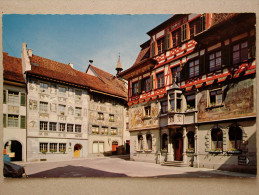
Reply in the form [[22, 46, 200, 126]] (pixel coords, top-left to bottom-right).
[[68, 63, 73, 68], [28, 49, 33, 57]]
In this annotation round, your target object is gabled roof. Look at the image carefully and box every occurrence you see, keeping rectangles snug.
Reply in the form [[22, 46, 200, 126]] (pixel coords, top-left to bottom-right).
[[3, 52, 25, 83], [26, 54, 127, 99]]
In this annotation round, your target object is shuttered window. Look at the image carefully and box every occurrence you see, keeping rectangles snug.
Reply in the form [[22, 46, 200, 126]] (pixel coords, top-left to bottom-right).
[[20, 115, 26, 129], [3, 114, 6, 128], [20, 93, 26, 106], [3, 90, 6, 104]]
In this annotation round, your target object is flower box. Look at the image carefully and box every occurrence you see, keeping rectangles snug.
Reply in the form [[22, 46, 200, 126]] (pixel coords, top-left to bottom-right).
[[226, 150, 242, 154]]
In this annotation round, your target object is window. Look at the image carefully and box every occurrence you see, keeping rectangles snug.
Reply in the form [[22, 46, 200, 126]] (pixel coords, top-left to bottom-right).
[[144, 106, 151, 117], [209, 51, 222, 72], [98, 113, 104, 120], [162, 134, 168, 151], [209, 89, 222, 106], [156, 72, 164, 88], [50, 143, 57, 153], [58, 104, 66, 115], [39, 101, 48, 112], [101, 126, 108, 135], [93, 141, 104, 153], [67, 124, 74, 132], [92, 125, 99, 134], [233, 41, 248, 65], [75, 90, 82, 100], [40, 83, 48, 92], [40, 143, 48, 152], [50, 84, 56, 94], [157, 38, 165, 54], [132, 82, 138, 96], [58, 86, 66, 96], [189, 19, 200, 38], [172, 29, 181, 47], [59, 123, 66, 132], [211, 128, 223, 150], [142, 77, 151, 92], [181, 23, 188, 41], [229, 125, 242, 150], [189, 59, 199, 78], [146, 134, 152, 150], [29, 100, 37, 111], [200, 14, 206, 32], [161, 101, 168, 114], [8, 115, 19, 127], [40, 121, 48, 131], [75, 107, 82, 117], [186, 94, 195, 110], [59, 143, 66, 152], [138, 135, 143, 150], [8, 91, 19, 105], [75, 125, 81, 133], [171, 66, 180, 83], [49, 122, 57, 131], [109, 114, 115, 122], [187, 131, 195, 151], [111, 128, 117, 135], [176, 93, 182, 112]]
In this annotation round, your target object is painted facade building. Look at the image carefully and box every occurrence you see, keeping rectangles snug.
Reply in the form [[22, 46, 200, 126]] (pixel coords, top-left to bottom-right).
[[3, 43, 128, 162], [119, 13, 256, 173], [3, 52, 27, 162]]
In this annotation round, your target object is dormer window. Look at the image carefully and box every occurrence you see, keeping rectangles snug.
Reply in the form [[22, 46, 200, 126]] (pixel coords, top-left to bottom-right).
[[157, 38, 165, 55]]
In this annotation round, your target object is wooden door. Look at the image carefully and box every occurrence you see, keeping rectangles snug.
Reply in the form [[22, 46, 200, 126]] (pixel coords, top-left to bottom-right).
[[74, 145, 80, 157], [174, 137, 183, 161], [112, 142, 118, 155]]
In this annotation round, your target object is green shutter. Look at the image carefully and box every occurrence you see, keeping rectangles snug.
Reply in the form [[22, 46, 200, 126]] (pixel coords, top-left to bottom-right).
[[222, 44, 231, 67], [3, 114, 6, 128], [180, 63, 187, 81], [150, 75, 153, 90], [20, 115, 26, 129], [199, 54, 206, 75], [138, 80, 142, 94], [3, 90, 6, 104], [248, 36, 255, 60], [151, 42, 155, 57], [20, 93, 26, 106]]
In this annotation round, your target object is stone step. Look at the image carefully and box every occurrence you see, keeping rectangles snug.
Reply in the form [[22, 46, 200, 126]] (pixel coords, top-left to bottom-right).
[[161, 161, 188, 167]]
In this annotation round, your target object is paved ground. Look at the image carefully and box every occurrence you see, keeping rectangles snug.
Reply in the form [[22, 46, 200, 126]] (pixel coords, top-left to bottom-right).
[[16, 156, 256, 178]]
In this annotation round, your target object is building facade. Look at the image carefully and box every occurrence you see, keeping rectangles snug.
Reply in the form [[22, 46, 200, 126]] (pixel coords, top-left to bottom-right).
[[119, 13, 256, 173], [3, 52, 27, 162], [3, 43, 128, 162]]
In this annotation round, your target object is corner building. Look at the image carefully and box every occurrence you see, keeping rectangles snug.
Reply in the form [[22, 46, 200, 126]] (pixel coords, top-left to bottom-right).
[[119, 13, 256, 173]]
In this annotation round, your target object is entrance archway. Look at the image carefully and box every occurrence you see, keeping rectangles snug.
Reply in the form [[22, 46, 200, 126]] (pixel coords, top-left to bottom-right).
[[112, 141, 118, 155], [173, 132, 183, 161], [74, 144, 82, 157], [4, 140, 22, 161]]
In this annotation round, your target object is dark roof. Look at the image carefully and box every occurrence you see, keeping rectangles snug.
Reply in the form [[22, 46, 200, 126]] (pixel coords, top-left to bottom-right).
[[27, 54, 127, 99], [3, 52, 25, 83]]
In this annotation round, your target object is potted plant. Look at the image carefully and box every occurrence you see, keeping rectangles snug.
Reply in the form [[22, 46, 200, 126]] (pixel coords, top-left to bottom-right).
[[50, 149, 57, 153], [60, 149, 66, 154], [186, 148, 194, 153], [41, 150, 47, 154], [210, 147, 222, 153]]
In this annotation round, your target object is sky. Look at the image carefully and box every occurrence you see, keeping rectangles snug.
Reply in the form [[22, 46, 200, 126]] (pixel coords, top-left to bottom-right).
[[3, 14, 172, 75]]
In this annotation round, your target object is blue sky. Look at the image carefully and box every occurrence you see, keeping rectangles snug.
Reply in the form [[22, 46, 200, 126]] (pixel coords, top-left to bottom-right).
[[3, 14, 171, 75]]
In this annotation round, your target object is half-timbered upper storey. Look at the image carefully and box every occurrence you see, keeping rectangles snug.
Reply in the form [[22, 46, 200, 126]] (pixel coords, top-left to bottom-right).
[[119, 13, 256, 109]]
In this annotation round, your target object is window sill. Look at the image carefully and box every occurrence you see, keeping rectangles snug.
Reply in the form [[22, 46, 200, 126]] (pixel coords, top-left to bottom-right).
[[209, 151, 223, 154], [142, 116, 152, 120], [136, 150, 143, 152], [185, 109, 198, 113], [159, 113, 168, 118], [226, 150, 242, 154], [206, 104, 224, 110], [186, 151, 195, 153], [144, 150, 152, 153]]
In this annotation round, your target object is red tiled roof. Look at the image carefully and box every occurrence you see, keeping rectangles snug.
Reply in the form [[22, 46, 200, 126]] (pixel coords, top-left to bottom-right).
[[3, 52, 25, 83], [27, 54, 127, 99]]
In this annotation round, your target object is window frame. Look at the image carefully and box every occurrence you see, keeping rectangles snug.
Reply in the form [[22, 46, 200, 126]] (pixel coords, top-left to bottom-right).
[[39, 101, 48, 113], [211, 128, 223, 151], [156, 71, 164, 88], [132, 81, 138, 96], [58, 86, 66, 96], [146, 134, 152, 150], [157, 37, 165, 55], [209, 50, 222, 72], [142, 76, 151, 92], [67, 124, 74, 132], [232, 40, 248, 65], [39, 143, 48, 153], [40, 121, 48, 131], [144, 106, 151, 117], [171, 65, 181, 83], [189, 58, 199, 78], [172, 29, 181, 48], [209, 89, 223, 107], [160, 101, 168, 114], [7, 114, 19, 128], [7, 91, 19, 105], [49, 122, 57, 131], [58, 104, 66, 115]]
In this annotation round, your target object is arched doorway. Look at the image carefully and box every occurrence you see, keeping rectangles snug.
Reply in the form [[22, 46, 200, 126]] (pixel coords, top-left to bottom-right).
[[173, 132, 183, 161], [4, 140, 22, 161], [112, 141, 118, 155], [74, 144, 82, 157]]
